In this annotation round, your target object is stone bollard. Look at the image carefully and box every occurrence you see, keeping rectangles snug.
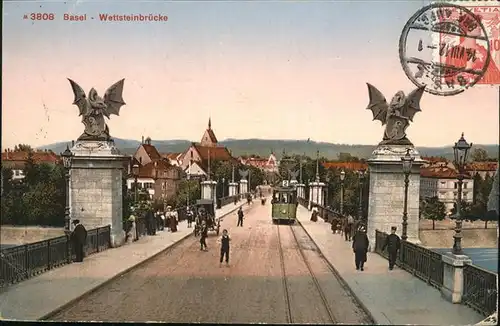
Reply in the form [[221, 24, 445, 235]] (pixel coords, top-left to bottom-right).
[[441, 253, 472, 303]]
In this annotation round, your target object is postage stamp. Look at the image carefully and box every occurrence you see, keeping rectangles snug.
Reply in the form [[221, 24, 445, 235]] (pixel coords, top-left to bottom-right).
[[399, 3, 491, 96], [437, 1, 500, 85]]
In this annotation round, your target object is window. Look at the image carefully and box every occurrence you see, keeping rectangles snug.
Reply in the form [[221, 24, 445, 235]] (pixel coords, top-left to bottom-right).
[[454, 182, 458, 189], [463, 192, 468, 199], [453, 193, 457, 199], [463, 182, 468, 189], [440, 181, 446, 186]]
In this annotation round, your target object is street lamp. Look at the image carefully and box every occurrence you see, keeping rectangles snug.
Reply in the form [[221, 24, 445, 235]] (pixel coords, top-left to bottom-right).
[[222, 177, 226, 197], [452, 133, 472, 255], [340, 169, 346, 215], [325, 175, 330, 207], [357, 169, 366, 221], [401, 148, 415, 241], [132, 163, 140, 203], [61, 145, 73, 232]]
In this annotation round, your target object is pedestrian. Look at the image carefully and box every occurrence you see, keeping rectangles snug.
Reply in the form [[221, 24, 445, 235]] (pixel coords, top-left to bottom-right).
[[160, 211, 166, 231], [311, 206, 318, 222], [70, 219, 87, 263], [200, 221, 208, 251], [218, 229, 231, 266], [237, 207, 244, 227], [170, 209, 178, 232], [187, 207, 194, 228], [352, 225, 369, 271], [165, 206, 172, 232], [344, 215, 354, 241], [382, 226, 401, 270]]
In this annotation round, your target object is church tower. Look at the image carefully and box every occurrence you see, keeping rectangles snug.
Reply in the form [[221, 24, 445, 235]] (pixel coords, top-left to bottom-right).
[[200, 117, 218, 147]]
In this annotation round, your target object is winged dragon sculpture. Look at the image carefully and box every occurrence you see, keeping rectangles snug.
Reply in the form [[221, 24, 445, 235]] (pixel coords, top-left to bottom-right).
[[68, 78, 126, 141], [366, 83, 425, 145]]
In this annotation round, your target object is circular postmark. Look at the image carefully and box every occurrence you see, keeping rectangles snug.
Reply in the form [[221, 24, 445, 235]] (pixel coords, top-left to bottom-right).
[[399, 3, 491, 96]]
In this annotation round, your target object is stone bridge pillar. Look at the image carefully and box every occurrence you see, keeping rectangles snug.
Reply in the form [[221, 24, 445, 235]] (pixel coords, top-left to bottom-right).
[[239, 179, 248, 196], [201, 180, 217, 200], [296, 183, 305, 199], [367, 145, 424, 251], [228, 182, 238, 197], [69, 140, 129, 248]]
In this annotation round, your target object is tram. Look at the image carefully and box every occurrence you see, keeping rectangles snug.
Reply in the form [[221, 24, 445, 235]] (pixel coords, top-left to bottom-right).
[[271, 186, 298, 224]]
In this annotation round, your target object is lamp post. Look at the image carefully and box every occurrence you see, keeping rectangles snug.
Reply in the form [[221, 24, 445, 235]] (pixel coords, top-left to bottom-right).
[[325, 175, 330, 207], [315, 150, 320, 205], [61, 145, 73, 232], [452, 133, 472, 255], [401, 149, 415, 242], [132, 163, 140, 203], [340, 169, 346, 215], [222, 177, 226, 197], [357, 169, 366, 221]]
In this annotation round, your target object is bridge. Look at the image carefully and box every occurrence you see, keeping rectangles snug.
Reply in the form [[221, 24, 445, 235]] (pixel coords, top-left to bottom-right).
[[0, 192, 496, 324]]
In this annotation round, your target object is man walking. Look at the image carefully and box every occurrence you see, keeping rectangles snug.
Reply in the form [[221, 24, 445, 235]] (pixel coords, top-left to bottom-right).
[[382, 226, 401, 270], [187, 207, 194, 228], [200, 221, 208, 251], [219, 229, 231, 267], [71, 220, 87, 263], [352, 225, 369, 271], [237, 207, 244, 227], [344, 215, 354, 241]]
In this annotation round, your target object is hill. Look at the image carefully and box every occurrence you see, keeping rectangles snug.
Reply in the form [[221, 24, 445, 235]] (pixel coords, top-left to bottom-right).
[[37, 138, 499, 161]]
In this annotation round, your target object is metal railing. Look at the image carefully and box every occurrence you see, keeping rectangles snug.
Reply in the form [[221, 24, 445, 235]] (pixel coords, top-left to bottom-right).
[[375, 229, 444, 289], [463, 264, 498, 316], [297, 197, 346, 223], [0, 225, 111, 288], [217, 195, 239, 209]]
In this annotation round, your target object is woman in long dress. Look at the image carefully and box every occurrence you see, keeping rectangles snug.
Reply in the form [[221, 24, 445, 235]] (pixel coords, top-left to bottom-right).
[[170, 210, 178, 232]]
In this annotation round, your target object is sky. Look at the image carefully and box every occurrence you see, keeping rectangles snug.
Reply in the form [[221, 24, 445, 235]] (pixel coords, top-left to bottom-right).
[[2, 0, 499, 149]]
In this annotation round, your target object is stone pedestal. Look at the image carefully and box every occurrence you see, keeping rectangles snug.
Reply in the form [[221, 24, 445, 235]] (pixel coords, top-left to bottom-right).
[[309, 181, 325, 208], [239, 179, 248, 196], [441, 253, 472, 303], [366, 145, 424, 250], [201, 180, 217, 200], [296, 183, 305, 199], [69, 140, 128, 248], [228, 182, 238, 197]]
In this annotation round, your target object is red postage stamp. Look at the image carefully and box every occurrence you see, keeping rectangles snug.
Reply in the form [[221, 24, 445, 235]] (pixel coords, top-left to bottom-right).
[[439, 3, 500, 85]]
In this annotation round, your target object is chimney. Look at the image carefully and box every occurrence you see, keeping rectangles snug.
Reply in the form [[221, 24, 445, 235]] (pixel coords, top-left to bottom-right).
[[142, 136, 144, 144], [72, 140, 75, 147]]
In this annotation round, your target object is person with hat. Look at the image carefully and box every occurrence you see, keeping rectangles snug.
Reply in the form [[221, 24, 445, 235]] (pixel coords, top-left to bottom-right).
[[382, 226, 401, 270], [200, 220, 208, 251], [70, 219, 87, 262], [237, 206, 244, 227], [352, 225, 369, 271]]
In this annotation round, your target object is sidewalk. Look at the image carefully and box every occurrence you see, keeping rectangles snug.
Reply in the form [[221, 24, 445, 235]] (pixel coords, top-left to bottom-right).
[[0, 202, 245, 321], [296, 205, 484, 325]]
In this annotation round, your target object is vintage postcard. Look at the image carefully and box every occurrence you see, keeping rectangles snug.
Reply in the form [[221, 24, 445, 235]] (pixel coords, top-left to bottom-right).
[[1, 0, 498, 324]]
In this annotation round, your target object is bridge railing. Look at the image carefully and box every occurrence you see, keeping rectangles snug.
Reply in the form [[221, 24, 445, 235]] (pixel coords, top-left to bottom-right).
[[0, 225, 111, 288], [463, 264, 498, 316], [296, 197, 345, 222], [375, 229, 444, 289], [217, 195, 239, 209]]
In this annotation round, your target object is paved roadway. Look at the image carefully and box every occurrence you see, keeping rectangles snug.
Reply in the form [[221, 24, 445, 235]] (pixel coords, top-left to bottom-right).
[[48, 201, 373, 324], [431, 248, 498, 274]]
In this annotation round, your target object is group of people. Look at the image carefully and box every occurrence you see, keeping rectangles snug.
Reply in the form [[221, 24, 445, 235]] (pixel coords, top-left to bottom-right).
[[125, 206, 180, 243]]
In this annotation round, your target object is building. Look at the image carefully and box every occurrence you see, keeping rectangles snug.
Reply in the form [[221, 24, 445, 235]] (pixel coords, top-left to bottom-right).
[[322, 161, 369, 171], [179, 118, 236, 178], [239, 153, 278, 173], [126, 137, 182, 201], [465, 162, 498, 179], [420, 163, 474, 214], [1, 149, 60, 181], [161, 152, 183, 167]]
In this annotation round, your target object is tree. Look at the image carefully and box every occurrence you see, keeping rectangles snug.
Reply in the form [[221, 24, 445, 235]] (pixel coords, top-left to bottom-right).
[[13, 144, 33, 152], [470, 148, 490, 162], [450, 200, 474, 221], [175, 179, 201, 206], [421, 196, 446, 230], [471, 174, 495, 228]]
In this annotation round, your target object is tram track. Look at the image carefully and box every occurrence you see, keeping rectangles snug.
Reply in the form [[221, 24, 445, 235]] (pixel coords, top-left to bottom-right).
[[276, 224, 294, 324], [277, 221, 374, 325]]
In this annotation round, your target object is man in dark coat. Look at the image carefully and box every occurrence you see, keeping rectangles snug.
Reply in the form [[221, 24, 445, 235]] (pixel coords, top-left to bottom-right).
[[71, 220, 87, 262], [219, 229, 231, 266], [200, 221, 208, 251], [237, 207, 244, 227], [352, 225, 369, 271], [146, 209, 156, 235], [382, 226, 401, 270]]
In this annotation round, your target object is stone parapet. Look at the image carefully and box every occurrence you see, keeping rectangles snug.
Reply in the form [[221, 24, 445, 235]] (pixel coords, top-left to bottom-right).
[[441, 253, 472, 304]]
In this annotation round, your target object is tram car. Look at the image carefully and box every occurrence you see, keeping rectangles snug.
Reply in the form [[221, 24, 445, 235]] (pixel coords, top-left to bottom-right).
[[271, 186, 298, 224]]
